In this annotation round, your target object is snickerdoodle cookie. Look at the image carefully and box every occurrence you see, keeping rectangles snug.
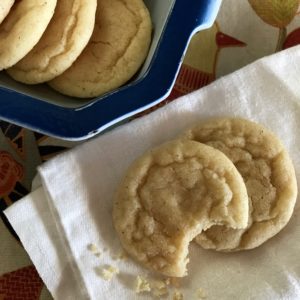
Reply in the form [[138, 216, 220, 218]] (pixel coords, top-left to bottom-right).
[[49, 0, 151, 98], [0, 0, 14, 25], [7, 0, 97, 84], [182, 118, 297, 251], [113, 140, 248, 277], [0, 0, 57, 71]]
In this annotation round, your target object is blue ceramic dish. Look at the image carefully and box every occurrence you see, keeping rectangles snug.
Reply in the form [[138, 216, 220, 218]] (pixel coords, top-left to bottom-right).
[[0, 0, 222, 140]]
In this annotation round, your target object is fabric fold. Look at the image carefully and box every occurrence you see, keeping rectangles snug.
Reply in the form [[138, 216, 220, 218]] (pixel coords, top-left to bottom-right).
[[5, 46, 300, 300]]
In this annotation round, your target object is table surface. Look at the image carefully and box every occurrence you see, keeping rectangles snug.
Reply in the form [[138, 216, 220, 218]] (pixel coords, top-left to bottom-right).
[[1, 0, 300, 298]]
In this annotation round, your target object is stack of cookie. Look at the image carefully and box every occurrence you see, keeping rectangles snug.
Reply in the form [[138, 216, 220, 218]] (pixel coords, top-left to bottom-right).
[[113, 118, 298, 277], [0, 0, 151, 98]]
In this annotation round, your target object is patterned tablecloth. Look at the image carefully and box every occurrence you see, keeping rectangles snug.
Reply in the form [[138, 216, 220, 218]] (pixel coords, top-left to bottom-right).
[[1, 0, 300, 299]]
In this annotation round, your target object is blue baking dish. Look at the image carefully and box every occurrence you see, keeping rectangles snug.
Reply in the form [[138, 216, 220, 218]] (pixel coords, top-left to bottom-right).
[[0, 0, 222, 140]]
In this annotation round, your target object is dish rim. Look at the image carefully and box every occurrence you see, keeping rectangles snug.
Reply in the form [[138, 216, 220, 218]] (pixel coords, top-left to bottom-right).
[[0, 0, 222, 140]]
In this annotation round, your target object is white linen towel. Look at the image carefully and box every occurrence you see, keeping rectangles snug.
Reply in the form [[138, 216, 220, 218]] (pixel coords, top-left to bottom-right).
[[5, 46, 300, 300]]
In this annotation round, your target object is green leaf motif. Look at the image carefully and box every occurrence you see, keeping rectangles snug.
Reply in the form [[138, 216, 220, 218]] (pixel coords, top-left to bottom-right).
[[249, 0, 299, 28]]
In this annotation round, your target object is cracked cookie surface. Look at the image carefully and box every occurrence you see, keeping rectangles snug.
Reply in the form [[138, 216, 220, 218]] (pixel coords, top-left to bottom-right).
[[0, 0, 57, 71], [49, 0, 151, 98], [0, 0, 14, 25], [182, 118, 298, 251], [7, 0, 97, 84], [113, 140, 248, 277]]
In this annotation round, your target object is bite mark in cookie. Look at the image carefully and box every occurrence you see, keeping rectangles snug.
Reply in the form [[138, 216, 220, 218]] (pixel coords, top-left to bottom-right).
[[182, 118, 298, 251], [113, 140, 248, 276]]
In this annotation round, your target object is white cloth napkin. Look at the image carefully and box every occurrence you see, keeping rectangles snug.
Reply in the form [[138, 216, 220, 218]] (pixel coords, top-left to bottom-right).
[[5, 45, 300, 300]]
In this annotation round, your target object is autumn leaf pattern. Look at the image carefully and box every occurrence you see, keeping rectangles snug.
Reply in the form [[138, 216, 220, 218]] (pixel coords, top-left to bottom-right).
[[249, 0, 299, 51], [248, 0, 299, 28]]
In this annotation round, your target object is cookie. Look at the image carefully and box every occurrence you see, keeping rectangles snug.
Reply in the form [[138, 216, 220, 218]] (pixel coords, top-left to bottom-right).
[[49, 0, 152, 98], [113, 140, 248, 277], [182, 118, 297, 251], [0, 0, 14, 25], [7, 0, 97, 84], [0, 0, 57, 71]]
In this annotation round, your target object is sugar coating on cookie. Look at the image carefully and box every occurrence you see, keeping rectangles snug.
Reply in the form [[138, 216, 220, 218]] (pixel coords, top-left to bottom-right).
[[7, 0, 97, 84], [0, 0, 57, 71], [183, 118, 298, 251], [113, 140, 248, 277], [49, 0, 152, 98], [0, 0, 14, 25]]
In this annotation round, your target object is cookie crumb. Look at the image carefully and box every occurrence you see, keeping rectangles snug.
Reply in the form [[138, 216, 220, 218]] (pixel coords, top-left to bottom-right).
[[101, 266, 119, 281], [173, 290, 183, 300], [87, 243, 98, 252], [112, 249, 128, 261], [196, 288, 206, 299], [118, 250, 128, 260], [151, 279, 168, 297], [87, 243, 101, 257], [135, 276, 151, 293]]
